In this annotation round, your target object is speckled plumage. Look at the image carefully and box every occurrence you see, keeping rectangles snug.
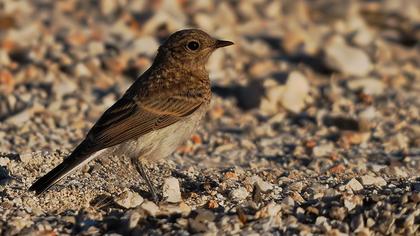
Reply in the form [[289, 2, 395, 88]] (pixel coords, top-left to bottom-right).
[[29, 29, 233, 197]]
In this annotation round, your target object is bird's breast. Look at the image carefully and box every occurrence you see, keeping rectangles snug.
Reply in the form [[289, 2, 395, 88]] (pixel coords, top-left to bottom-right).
[[114, 104, 209, 161]]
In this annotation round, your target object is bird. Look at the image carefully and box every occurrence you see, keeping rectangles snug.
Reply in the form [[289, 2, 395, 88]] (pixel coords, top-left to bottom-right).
[[29, 29, 233, 202]]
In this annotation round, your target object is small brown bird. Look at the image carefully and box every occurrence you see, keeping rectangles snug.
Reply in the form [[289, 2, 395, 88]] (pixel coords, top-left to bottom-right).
[[29, 29, 233, 201]]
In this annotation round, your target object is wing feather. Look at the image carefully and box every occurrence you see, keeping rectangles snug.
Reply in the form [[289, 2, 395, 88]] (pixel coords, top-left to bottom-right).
[[78, 94, 202, 154]]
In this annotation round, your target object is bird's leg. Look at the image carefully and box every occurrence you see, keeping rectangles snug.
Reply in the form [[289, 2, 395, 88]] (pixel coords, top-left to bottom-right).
[[132, 159, 159, 203]]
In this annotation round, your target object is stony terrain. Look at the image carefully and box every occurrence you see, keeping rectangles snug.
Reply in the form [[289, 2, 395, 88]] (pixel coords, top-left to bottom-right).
[[0, 0, 419, 235]]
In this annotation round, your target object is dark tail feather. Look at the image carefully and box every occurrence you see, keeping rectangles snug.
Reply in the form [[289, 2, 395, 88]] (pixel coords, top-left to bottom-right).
[[29, 150, 90, 195]]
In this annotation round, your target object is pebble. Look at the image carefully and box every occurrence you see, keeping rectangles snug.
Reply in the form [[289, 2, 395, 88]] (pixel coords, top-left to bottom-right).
[[313, 143, 334, 158], [282, 196, 295, 207], [122, 210, 141, 229], [281, 71, 310, 113], [260, 79, 285, 115], [345, 178, 364, 192], [245, 175, 273, 193], [165, 202, 191, 216], [288, 181, 303, 193], [387, 166, 409, 178], [351, 28, 374, 47], [359, 175, 387, 187], [324, 36, 372, 76], [74, 63, 91, 77], [114, 189, 144, 209], [188, 209, 216, 233], [348, 78, 385, 95], [141, 201, 160, 217], [162, 177, 182, 203], [230, 187, 249, 201]]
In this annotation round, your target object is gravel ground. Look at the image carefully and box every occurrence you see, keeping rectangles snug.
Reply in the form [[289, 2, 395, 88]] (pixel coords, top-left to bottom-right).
[[1, 0, 419, 235]]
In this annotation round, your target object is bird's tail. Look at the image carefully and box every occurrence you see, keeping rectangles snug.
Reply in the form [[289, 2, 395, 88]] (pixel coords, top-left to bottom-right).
[[29, 146, 102, 195]]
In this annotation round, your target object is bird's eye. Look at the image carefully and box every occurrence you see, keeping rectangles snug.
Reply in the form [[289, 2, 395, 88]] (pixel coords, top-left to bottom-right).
[[186, 41, 200, 51]]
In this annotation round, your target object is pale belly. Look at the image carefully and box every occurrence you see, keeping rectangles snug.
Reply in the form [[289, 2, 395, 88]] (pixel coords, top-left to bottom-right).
[[112, 105, 207, 161]]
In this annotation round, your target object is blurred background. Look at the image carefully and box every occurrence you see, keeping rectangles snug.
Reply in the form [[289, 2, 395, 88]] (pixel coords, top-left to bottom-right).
[[0, 0, 419, 163]]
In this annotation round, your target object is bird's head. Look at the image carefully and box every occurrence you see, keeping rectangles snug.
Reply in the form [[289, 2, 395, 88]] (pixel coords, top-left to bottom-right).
[[156, 29, 233, 70]]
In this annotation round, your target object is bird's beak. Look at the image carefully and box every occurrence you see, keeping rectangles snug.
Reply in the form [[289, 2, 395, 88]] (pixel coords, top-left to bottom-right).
[[215, 40, 234, 48]]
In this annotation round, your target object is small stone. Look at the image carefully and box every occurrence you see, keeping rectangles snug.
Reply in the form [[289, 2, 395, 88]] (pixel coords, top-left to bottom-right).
[[56, 79, 78, 96], [313, 143, 334, 157], [325, 36, 372, 76], [0, 69, 14, 94], [344, 195, 363, 211], [260, 79, 285, 115], [266, 202, 282, 217], [288, 181, 303, 193], [0, 50, 11, 66], [329, 164, 346, 174], [290, 192, 305, 204], [75, 63, 91, 77], [369, 164, 386, 173], [160, 202, 192, 216], [0, 157, 10, 166], [359, 175, 387, 187], [88, 41, 105, 56], [163, 177, 182, 203], [245, 175, 273, 193], [315, 216, 331, 231], [19, 153, 32, 164], [123, 210, 141, 229], [62, 216, 76, 224], [230, 187, 249, 201], [329, 206, 347, 221], [281, 71, 310, 113], [224, 171, 238, 180], [207, 199, 219, 209], [348, 78, 385, 95], [345, 178, 364, 192], [351, 28, 374, 47], [141, 201, 160, 217], [282, 196, 295, 206], [387, 166, 408, 178], [115, 189, 144, 209], [189, 209, 215, 233]]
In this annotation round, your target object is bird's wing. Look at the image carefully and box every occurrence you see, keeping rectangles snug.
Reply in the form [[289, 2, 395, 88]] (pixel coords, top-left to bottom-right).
[[78, 94, 203, 155]]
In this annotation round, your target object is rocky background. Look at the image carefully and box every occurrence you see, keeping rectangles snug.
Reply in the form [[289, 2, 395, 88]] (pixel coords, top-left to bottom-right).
[[0, 0, 419, 235]]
